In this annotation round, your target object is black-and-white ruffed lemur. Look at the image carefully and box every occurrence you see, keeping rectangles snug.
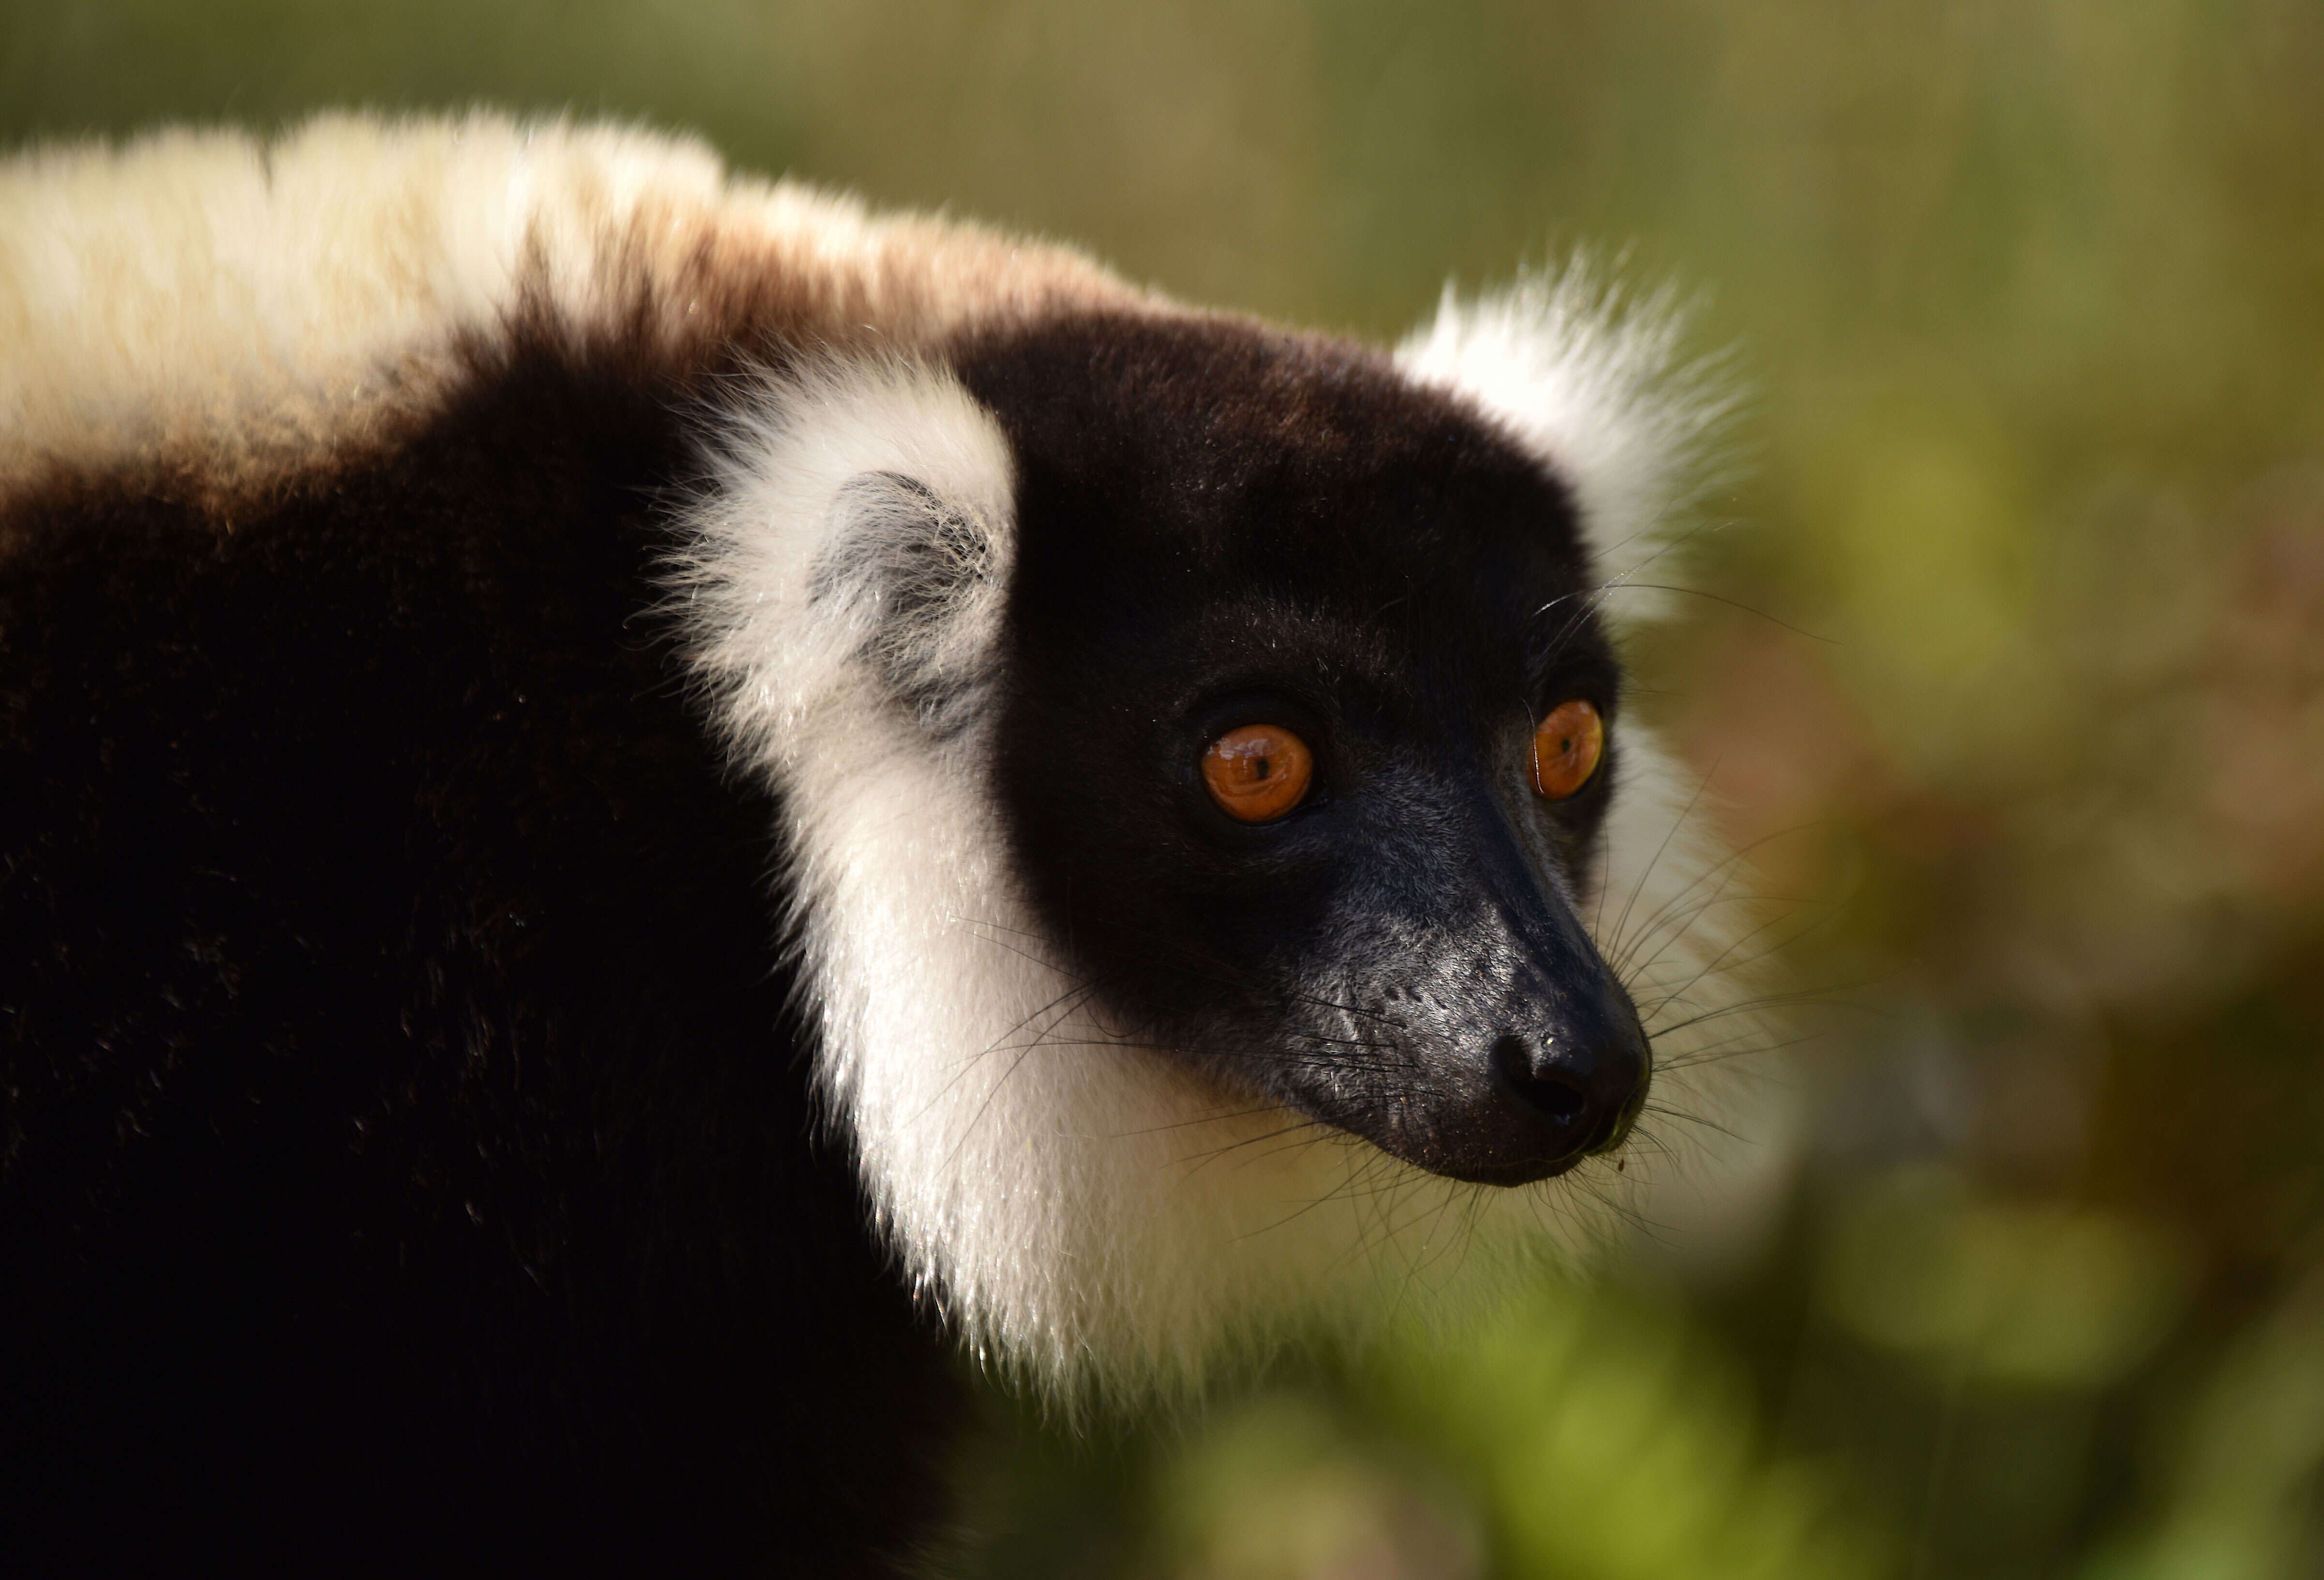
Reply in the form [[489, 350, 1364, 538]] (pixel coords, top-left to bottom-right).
[[0, 114, 1757, 1572]]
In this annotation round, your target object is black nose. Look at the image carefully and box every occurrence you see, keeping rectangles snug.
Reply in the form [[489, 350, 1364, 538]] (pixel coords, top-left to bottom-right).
[[1489, 1026, 1648, 1170]]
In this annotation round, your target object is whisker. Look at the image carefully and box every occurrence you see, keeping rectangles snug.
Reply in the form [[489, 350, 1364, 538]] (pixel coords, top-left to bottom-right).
[[1608, 762, 1720, 963], [1638, 1101, 1747, 1143], [1602, 583, 1837, 644], [1606, 813, 1835, 975]]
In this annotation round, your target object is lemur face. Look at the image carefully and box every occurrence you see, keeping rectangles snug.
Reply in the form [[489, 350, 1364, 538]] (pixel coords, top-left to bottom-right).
[[965, 316, 1651, 1186]]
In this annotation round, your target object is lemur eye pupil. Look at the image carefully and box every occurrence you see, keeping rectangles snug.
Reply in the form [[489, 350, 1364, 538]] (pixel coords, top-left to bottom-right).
[[1202, 725, 1314, 823], [1533, 699, 1605, 800]]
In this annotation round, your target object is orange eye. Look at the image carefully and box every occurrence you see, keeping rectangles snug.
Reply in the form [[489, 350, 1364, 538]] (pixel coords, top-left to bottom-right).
[[1532, 699, 1604, 800], [1201, 724, 1315, 823]]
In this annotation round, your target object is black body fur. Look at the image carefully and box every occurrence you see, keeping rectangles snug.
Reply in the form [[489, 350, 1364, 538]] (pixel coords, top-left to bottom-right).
[[1, 334, 957, 1572]]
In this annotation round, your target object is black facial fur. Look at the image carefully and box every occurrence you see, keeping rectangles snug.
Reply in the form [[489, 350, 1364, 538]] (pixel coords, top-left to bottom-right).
[[958, 315, 1652, 1187]]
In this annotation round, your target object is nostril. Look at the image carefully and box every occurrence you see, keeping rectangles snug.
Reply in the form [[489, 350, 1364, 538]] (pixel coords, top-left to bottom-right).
[[1489, 1033, 1588, 1129]]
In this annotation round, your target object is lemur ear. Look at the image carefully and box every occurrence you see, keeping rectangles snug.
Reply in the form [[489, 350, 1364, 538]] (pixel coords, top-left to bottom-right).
[[811, 468, 1009, 735], [1397, 263, 1733, 624], [676, 359, 1018, 753]]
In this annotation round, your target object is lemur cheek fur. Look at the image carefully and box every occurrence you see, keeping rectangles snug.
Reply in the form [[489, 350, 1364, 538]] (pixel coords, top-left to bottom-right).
[[0, 113, 1755, 1568]]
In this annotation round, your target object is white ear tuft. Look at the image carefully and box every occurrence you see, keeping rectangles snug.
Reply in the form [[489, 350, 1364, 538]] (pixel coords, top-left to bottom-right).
[[675, 358, 1017, 761], [1397, 261, 1738, 623]]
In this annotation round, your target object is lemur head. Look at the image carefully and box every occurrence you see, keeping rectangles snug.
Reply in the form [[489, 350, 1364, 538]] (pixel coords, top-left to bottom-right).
[[684, 277, 1740, 1394], [967, 314, 1648, 1188]]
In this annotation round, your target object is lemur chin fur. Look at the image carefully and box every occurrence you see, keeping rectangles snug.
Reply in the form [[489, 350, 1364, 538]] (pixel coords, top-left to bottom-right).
[[0, 112, 1762, 1570]]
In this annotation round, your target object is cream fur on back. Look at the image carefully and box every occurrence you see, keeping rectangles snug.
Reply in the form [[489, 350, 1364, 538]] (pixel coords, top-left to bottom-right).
[[0, 111, 1137, 502], [4, 112, 1771, 1397]]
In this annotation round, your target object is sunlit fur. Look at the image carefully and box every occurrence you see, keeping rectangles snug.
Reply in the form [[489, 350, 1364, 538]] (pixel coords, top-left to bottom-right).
[[0, 110, 1135, 501], [3, 115, 718, 495], [1399, 265, 1742, 626]]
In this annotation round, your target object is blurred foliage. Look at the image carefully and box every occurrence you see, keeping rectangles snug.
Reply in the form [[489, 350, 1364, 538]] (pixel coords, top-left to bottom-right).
[[8, 0, 2322, 1575]]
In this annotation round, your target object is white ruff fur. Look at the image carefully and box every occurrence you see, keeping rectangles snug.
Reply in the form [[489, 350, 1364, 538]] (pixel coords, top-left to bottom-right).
[[682, 325, 1769, 1398]]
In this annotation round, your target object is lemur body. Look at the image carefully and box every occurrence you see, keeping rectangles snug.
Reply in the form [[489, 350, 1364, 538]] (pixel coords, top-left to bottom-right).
[[0, 115, 1743, 1571]]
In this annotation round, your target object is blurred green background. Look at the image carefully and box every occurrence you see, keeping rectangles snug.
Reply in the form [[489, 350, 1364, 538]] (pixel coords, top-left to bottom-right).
[[9, 0, 2321, 1574]]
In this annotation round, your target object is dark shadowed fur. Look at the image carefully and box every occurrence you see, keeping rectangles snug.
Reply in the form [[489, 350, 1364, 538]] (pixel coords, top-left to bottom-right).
[[0, 327, 959, 1572]]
